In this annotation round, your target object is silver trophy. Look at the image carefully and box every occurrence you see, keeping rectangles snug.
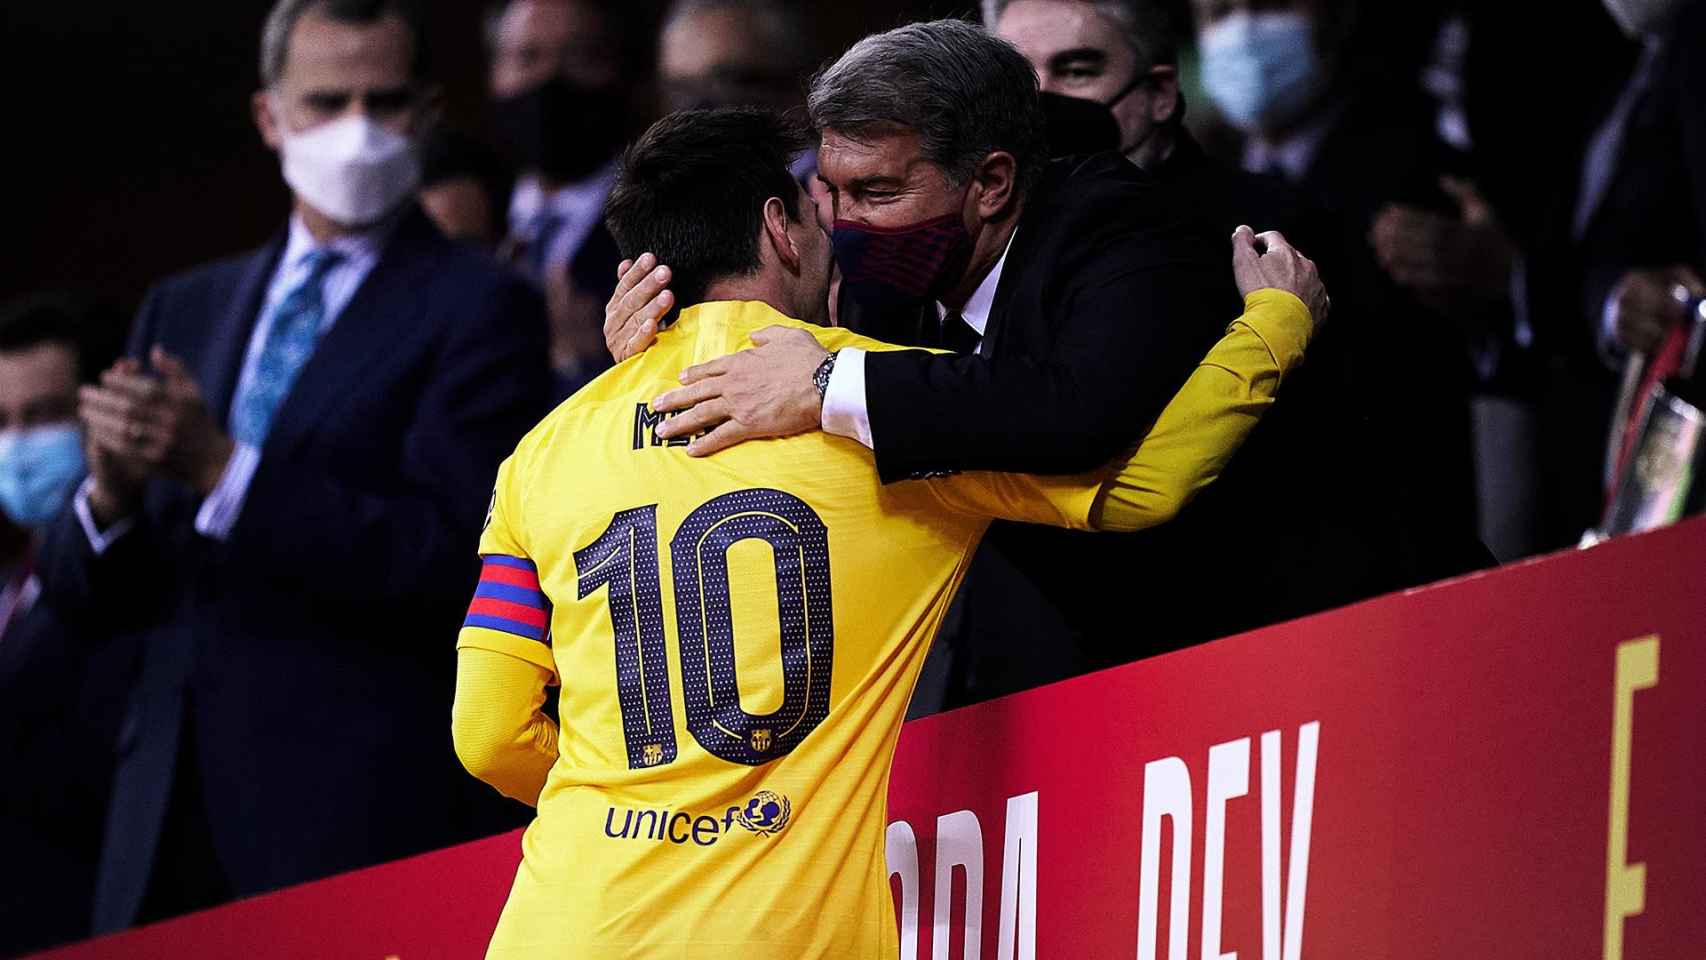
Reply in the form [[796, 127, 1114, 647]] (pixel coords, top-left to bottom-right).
[[1591, 289, 1706, 542]]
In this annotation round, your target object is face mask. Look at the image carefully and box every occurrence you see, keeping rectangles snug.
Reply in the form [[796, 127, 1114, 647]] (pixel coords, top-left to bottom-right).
[[1199, 12, 1325, 134], [277, 109, 422, 226], [492, 77, 626, 182], [0, 424, 87, 528], [831, 211, 974, 313], [1602, 0, 1684, 36], [1039, 91, 1123, 157]]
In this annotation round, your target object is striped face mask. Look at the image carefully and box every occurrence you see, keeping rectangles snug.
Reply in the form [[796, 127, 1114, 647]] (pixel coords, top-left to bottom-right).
[[831, 208, 974, 313]]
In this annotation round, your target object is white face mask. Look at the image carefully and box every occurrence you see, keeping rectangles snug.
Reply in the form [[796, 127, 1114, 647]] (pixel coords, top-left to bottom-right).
[[274, 105, 421, 226], [1602, 0, 1684, 36]]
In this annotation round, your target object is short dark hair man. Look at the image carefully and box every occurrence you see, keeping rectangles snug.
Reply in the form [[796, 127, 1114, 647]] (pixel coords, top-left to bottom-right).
[[36, 0, 551, 931], [453, 106, 1322, 956]]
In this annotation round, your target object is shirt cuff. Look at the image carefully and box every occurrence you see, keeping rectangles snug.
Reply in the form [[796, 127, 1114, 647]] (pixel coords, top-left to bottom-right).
[[194, 443, 261, 542], [820, 346, 874, 450], [73, 477, 135, 556]]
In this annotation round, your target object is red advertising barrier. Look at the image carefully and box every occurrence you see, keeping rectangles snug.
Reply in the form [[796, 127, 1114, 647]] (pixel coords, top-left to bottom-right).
[[35, 518, 1706, 959]]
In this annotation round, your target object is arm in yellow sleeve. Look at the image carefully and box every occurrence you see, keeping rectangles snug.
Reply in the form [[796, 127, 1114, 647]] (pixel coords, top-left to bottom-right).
[[1090, 288, 1315, 532], [452, 647, 560, 807]]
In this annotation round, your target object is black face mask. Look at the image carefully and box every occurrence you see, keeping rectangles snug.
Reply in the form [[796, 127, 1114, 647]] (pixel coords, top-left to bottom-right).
[[492, 76, 626, 182]]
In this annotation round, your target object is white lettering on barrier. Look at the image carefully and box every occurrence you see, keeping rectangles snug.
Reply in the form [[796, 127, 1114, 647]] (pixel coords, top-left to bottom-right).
[[888, 820, 921, 959], [934, 810, 985, 960], [1138, 756, 1194, 960], [1203, 738, 1252, 960], [1261, 723, 1318, 960], [995, 791, 1039, 960], [1137, 723, 1321, 960]]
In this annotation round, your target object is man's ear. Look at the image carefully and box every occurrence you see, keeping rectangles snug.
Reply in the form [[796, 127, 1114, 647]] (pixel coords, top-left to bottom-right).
[[762, 196, 802, 274], [1147, 66, 1181, 125], [971, 151, 1018, 222], [253, 90, 283, 151]]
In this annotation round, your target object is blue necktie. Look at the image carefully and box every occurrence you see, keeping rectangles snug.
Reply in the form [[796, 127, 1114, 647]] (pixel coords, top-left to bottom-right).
[[525, 212, 565, 279], [231, 249, 343, 447]]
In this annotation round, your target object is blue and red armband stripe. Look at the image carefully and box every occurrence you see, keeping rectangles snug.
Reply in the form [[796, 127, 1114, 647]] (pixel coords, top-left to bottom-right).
[[463, 555, 551, 644]]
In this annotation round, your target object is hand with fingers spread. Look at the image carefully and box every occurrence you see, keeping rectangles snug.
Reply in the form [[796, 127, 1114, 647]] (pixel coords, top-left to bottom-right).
[[1607, 265, 1706, 355], [1231, 225, 1330, 330], [649, 325, 830, 456], [604, 254, 676, 362]]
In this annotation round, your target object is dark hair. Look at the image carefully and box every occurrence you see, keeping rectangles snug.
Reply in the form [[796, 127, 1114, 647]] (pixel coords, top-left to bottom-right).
[[481, 0, 653, 75], [261, 0, 429, 87], [807, 19, 1048, 196], [0, 296, 122, 384], [604, 109, 812, 311]]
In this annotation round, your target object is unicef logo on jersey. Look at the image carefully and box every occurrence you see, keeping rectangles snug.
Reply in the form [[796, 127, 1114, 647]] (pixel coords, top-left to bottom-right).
[[734, 791, 791, 837], [602, 790, 795, 847]]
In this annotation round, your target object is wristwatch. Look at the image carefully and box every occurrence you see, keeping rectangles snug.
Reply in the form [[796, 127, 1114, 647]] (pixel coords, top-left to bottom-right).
[[812, 350, 838, 401]]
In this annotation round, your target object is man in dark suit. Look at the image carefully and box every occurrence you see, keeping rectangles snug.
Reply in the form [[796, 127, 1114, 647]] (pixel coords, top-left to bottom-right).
[[35, 0, 551, 932], [487, 0, 638, 398], [0, 297, 132, 957], [601, 21, 1326, 699]]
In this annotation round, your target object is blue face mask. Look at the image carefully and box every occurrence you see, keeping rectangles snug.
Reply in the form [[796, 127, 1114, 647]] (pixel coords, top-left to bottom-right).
[[1199, 12, 1325, 134], [0, 424, 87, 528]]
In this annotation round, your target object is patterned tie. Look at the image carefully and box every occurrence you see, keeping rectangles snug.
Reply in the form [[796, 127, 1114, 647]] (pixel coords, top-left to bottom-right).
[[231, 249, 344, 447]]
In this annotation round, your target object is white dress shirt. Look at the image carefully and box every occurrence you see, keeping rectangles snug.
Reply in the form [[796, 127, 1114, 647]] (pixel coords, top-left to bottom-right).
[[820, 231, 1015, 450], [75, 214, 393, 552], [507, 162, 620, 282]]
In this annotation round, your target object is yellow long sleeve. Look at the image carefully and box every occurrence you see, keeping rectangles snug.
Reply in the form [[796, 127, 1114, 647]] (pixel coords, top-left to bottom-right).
[[452, 647, 560, 807], [1091, 288, 1314, 532]]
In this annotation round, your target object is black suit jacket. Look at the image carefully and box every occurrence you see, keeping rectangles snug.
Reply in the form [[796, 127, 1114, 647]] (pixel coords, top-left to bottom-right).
[[1579, 3, 1706, 348], [858, 153, 1231, 483], [0, 593, 133, 956], [34, 206, 552, 932]]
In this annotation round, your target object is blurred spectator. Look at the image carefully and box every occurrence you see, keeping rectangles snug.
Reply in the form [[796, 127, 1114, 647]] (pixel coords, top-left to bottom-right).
[[958, 0, 1422, 698], [986, 0, 1182, 170], [1580, 0, 1705, 367], [1192, 0, 1493, 579], [34, 0, 550, 932], [0, 296, 130, 957], [419, 127, 513, 249], [487, 0, 638, 396], [657, 0, 818, 180]]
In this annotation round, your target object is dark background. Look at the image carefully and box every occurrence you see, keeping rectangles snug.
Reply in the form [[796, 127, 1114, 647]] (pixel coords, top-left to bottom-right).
[[0, 1, 1033, 314]]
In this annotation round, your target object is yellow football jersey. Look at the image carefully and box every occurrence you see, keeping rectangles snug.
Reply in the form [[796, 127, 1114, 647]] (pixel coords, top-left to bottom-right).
[[460, 300, 1119, 959]]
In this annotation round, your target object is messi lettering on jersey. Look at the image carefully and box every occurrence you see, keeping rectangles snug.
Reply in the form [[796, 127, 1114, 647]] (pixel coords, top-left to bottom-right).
[[632, 402, 691, 451]]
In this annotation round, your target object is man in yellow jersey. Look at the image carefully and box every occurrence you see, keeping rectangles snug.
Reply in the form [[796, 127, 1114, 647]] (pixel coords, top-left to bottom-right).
[[451, 108, 1323, 958]]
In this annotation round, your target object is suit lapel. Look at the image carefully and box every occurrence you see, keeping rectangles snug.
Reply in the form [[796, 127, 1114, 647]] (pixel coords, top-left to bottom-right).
[[260, 206, 442, 458], [205, 232, 288, 424]]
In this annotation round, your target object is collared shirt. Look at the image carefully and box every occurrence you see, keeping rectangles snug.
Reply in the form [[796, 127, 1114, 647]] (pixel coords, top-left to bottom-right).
[[822, 231, 1016, 450], [75, 214, 395, 553], [506, 162, 620, 283]]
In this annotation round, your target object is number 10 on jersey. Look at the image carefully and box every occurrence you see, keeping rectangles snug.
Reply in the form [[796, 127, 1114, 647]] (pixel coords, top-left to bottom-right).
[[574, 489, 835, 769]]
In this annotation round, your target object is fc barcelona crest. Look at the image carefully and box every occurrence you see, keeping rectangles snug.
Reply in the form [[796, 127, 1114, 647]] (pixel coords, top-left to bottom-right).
[[750, 728, 773, 753]]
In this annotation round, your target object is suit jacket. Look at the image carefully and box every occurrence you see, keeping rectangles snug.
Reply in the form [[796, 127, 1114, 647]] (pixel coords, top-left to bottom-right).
[[0, 593, 133, 956], [858, 153, 1231, 483], [1579, 3, 1706, 348], [942, 137, 1439, 703], [34, 206, 552, 932]]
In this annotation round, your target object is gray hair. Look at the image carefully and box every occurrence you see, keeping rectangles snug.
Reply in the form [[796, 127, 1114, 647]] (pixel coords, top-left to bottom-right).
[[261, 0, 428, 87], [807, 19, 1047, 193], [981, 0, 1177, 72]]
